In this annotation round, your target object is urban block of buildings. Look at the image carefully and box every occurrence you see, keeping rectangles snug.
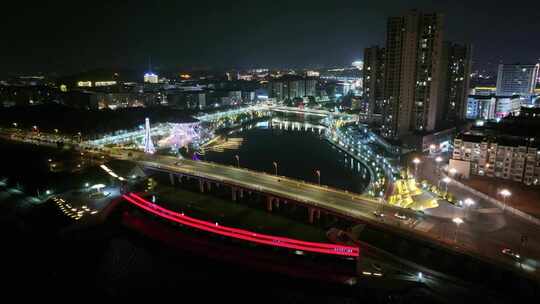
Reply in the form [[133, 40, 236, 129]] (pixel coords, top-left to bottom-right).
[[362, 10, 473, 144], [451, 107, 540, 186]]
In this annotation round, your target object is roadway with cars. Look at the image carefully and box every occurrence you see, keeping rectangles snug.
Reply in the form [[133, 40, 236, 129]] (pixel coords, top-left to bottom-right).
[[418, 154, 540, 275], [129, 152, 539, 277], [3, 125, 538, 278]]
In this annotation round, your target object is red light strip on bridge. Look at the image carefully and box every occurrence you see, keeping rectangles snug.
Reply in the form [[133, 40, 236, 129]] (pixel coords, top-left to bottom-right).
[[122, 193, 359, 257]]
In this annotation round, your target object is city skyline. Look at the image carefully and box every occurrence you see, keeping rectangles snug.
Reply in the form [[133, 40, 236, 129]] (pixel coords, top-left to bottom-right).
[[2, 2, 540, 301], [2, 0, 540, 75]]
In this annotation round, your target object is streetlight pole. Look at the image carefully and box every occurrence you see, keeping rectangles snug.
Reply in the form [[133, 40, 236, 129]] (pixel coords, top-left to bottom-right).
[[519, 234, 527, 271], [435, 156, 443, 176], [464, 198, 475, 220], [499, 189, 511, 211], [412, 158, 421, 178], [273, 161, 278, 176], [452, 217, 463, 244], [315, 169, 321, 185], [235, 154, 239, 167], [442, 177, 451, 194]]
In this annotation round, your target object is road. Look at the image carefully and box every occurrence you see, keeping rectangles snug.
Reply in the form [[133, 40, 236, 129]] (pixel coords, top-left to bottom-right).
[[3, 127, 538, 278], [129, 152, 539, 278], [136, 153, 414, 222], [417, 154, 540, 275]]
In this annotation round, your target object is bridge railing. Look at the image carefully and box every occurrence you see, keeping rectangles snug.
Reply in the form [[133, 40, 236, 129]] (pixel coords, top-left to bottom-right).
[[122, 192, 359, 257], [150, 156, 378, 204]]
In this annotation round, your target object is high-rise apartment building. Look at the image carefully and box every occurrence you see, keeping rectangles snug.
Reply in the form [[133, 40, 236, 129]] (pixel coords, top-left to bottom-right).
[[440, 42, 472, 123], [381, 11, 445, 138], [496, 63, 539, 97], [268, 75, 318, 102], [363, 46, 385, 117], [305, 77, 317, 97]]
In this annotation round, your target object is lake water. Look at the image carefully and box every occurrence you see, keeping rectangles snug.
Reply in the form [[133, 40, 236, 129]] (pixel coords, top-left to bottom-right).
[[202, 115, 370, 194]]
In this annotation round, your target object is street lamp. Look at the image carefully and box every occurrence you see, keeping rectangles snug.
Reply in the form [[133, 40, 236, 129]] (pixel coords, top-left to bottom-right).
[[435, 156, 443, 176], [412, 158, 421, 177], [441, 177, 451, 193], [499, 189, 511, 210], [315, 169, 321, 185], [464, 198, 475, 219], [273, 161, 278, 176], [12, 122, 17, 128], [234, 155, 240, 167], [464, 198, 475, 207], [452, 217, 464, 244]]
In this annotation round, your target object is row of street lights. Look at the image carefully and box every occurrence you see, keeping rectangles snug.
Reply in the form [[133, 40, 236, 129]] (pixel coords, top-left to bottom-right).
[[412, 156, 515, 248], [12, 123, 82, 136], [234, 154, 321, 185]]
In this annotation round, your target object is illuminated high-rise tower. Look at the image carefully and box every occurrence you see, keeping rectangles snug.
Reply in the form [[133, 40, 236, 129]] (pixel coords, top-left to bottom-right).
[[382, 11, 445, 138], [143, 117, 155, 154]]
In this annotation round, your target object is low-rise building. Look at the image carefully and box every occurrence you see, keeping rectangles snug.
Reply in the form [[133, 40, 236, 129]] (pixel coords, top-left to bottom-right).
[[451, 133, 540, 185]]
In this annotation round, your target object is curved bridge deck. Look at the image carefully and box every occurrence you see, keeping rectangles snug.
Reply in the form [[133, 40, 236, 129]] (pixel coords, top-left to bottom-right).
[[135, 155, 388, 221]]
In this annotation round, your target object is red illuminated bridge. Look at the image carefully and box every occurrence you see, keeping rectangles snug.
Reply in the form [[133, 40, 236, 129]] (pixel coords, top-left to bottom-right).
[[122, 193, 359, 257]]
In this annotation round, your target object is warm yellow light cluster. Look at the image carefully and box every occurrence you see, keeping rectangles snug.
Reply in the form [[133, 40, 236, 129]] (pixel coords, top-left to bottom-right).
[[387, 178, 438, 210], [52, 197, 98, 220]]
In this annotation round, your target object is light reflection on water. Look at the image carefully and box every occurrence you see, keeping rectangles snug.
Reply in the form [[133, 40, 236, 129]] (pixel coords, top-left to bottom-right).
[[202, 115, 370, 193]]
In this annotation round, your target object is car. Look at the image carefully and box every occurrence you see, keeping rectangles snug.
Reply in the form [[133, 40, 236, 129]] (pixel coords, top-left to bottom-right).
[[394, 212, 408, 220], [372, 211, 385, 218], [502, 248, 521, 260]]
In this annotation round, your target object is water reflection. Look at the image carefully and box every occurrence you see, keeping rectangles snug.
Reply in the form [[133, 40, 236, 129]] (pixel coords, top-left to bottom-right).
[[202, 114, 370, 193]]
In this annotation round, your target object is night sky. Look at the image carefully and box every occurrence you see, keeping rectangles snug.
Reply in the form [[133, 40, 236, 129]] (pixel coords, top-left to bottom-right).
[[2, 0, 539, 75]]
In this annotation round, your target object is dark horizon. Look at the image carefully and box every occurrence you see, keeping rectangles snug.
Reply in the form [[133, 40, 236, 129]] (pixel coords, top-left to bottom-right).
[[2, 0, 540, 76]]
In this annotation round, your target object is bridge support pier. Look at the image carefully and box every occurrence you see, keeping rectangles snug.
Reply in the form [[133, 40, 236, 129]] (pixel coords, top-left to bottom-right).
[[266, 196, 273, 212], [308, 208, 321, 224], [231, 187, 237, 201], [177, 174, 183, 184], [205, 181, 212, 191], [169, 173, 175, 186], [239, 188, 244, 199], [199, 179, 205, 193]]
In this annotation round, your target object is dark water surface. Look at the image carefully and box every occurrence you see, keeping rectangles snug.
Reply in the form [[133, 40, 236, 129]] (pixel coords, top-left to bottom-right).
[[204, 124, 370, 194]]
